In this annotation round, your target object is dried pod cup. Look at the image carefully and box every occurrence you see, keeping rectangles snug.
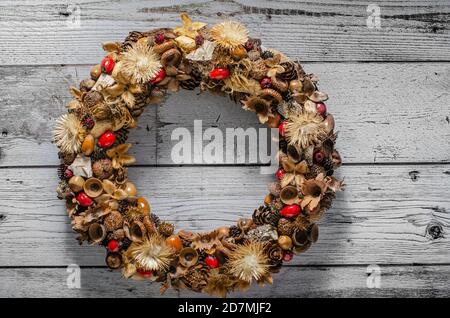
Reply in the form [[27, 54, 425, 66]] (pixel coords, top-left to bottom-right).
[[130, 221, 147, 242], [293, 241, 312, 254], [88, 223, 106, 244], [280, 186, 299, 205], [83, 178, 103, 198], [179, 247, 199, 268], [106, 252, 123, 269], [307, 223, 319, 243], [292, 228, 309, 247]]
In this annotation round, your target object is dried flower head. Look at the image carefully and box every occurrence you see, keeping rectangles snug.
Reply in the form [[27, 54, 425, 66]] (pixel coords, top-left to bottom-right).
[[106, 143, 136, 169], [301, 174, 328, 213], [124, 234, 174, 271], [227, 242, 270, 283], [203, 269, 235, 298], [174, 13, 206, 38], [120, 41, 162, 84], [210, 21, 249, 50], [285, 112, 328, 149], [53, 114, 86, 155]]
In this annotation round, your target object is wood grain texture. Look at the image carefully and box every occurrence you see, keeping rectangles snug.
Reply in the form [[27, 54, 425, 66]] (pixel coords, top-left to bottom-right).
[[1, 63, 449, 166], [0, 0, 449, 65], [0, 165, 449, 266], [2, 265, 450, 298]]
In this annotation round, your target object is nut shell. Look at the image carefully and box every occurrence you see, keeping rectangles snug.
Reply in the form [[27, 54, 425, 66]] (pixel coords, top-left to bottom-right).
[[179, 247, 199, 268], [83, 177, 103, 198], [68, 176, 85, 192], [88, 223, 106, 244], [81, 135, 95, 156]]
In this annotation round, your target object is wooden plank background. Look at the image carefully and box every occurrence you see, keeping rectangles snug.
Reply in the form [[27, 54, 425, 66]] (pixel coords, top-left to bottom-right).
[[0, 0, 449, 297]]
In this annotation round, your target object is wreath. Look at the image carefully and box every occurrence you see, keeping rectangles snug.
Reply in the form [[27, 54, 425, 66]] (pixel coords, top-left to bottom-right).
[[54, 14, 344, 297]]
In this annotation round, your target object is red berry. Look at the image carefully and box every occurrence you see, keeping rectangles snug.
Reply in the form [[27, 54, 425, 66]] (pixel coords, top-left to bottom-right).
[[205, 255, 219, 268], [98, 131, 116, 148], [278, 121, 287, 137], [260, 77, 272, 89], [280, 204, 301, 218], [101, 56, 115, 74], [64, 168, 74, 179], [283, 251, 294, 262], [275, 168, 285, 181], [136, 269, 153, 278], [195, 34, 205, 46], [107, 240, 119, 252], [316, 102, 327, 117], [209, 68, 230, 80], [154, 33, 165, 44], [150, 68, 166, 84], [313, 150, 325, 163], [76, 192, 93, 207]]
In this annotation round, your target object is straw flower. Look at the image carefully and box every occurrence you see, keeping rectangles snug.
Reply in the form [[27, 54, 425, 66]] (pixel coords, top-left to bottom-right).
[[227, 242, 270, 283], [285, 112, 328, 149], [106, 143, 136, 169], [53, 114, 86, 155], [210, 20, 249, 50], [119, 41, 162, 84], [125, 234, 174, 271]]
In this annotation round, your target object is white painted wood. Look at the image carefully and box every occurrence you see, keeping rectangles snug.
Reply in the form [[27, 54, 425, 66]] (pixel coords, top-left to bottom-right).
[[2, 265, 450, 297], [0, 165, 449, 266], [1, 63, 449, 166], [0, 0, 449, 65]]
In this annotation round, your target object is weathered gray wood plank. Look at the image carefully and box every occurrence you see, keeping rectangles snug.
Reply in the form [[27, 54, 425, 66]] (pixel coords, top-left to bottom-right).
[[0, 165, 449, 266], [0, 0, 449, 65], [1, 265, 450, 297], [1, 63, 449, 166]]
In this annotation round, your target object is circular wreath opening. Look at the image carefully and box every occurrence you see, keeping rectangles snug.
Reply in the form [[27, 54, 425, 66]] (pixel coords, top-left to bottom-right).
[[54, 14, 344, 297]]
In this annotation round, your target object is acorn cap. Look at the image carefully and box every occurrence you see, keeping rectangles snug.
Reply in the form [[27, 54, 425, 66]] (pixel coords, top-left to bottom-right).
[[293, 241, 311, 254], [83, 177, 103, 198], [106, 252, 122, 269], [179, 247, 199, 268], [307, 223, 319, 243], [292, 228, 309, 247], [88, 223, 106, 244]]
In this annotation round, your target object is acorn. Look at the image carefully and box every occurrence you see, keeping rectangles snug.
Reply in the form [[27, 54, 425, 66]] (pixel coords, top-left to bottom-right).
[[68, 176, 85, 192], [90, 64, 102, 80], [123, 181, 138, 197], [136, 197, 151, 214], [166, 235, 183, 252], [278, 235, 293, 250]]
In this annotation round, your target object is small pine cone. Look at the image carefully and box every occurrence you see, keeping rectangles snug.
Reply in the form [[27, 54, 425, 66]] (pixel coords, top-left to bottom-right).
[[117, 200, 130, 214], [132, 92, 149, 111], [121, 238, 132, 250], [57, 164, 69, 180], [252, 206, 272, 225], [305, 165, 326, 179], [277, 218, 294, 236], [180, 77, 201, 90], [322, 157, 333, 172], [261, 50, 274, 59], [158, 221, 175, 237], [121, 31, 146, 51], [181, 267, 208, 292], [143, 215, 157, 234], [114, 128, 129, 145], [91, 145, 108, 161], [229, 225, 242, 238], [150, 213, 161, 228], [293, 215, 311, 232], [278, 62, 298, 81], [269, 198, 284, 211], [58, 151, 76, 166], [264, 242, 283, 262], [250, 59, 268, 80], [197, 249, 207, 261], [103, 211, 124, 232], [320, 191, 336, 211]]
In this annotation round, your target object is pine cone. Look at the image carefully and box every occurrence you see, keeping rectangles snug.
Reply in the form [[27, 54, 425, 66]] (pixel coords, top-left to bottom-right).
[[229, 225, 242, 238], [91, 145, 108, 161], [58, 151, 76, 165], [181, 267, 208, 292], [158, 221, 175, 237], [250, 59, 268, 80], [322, 157, 333, 173], [261, 50, 274, 59], [114, 128, 129, 145], [150, 213, 161, 228], [253, 206, 280, 226], [180, 77, 200, 90], [118, 200, 130, 214], [277, 218, 294, 236], [305, 165, 326, 179], [264, 242, 283, 262], [278, 62, 297, 81], [292, 215, 311, 232], [121, 31, 146, 51], [320, 191, 336, 211], [132, 92, 149, 111]]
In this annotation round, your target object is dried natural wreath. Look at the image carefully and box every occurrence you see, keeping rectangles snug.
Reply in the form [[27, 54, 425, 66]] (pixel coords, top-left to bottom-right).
[[54, 14, 344, 297]]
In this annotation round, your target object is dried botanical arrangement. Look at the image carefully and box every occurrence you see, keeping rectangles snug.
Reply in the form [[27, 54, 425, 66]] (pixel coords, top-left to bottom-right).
[[54, 14, 344, 297]]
